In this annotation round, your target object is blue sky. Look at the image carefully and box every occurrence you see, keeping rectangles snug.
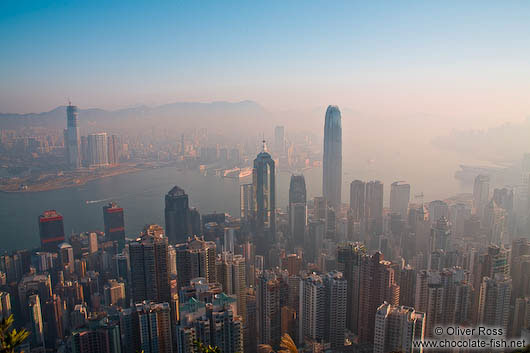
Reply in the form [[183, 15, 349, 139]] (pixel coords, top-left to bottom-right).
[[1, 0, 530, 123]]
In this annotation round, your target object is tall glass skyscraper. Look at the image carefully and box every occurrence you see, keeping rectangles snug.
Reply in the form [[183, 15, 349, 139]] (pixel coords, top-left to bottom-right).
[[322, 105, 342, 209], [253, 143, 276, 247], [64, 103, 81, 169]]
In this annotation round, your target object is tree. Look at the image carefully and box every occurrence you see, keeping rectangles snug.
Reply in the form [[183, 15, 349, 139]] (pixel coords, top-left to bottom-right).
[[0, 315, 30, 353], [194, 340, 221, 353], [258, 333, 298, 353]]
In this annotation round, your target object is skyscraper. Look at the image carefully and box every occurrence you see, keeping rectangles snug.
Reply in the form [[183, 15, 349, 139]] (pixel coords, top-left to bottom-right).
[[289, 174, 307, 247], [337, 242, 365, 334], [299, 271, 347, 350], [428, 200, 449, 225], [257, 270, 282, 348], [165, 186, 193, 244], [322, 105, 342, 210], [87, 133, 109, 168], [365, 181, 384, 234], [478, 274, 512, 333], [0, 292, 11, 319], [175, 236, 217, 289], [38, 210, 66, 252], [216, 253, 247, 326], [253, 143, 276, 247], [358, 252, 400, 343], [133, 301, 173, 353], [240, 183, 254, 223], [107, 134, 120, 165], [129, 225, 170, 304], [473, 174, 490, 218], [103, 202, 125, 251], [64, 103, 81, 169], [28, 294, 45, 349], [374, 303, 425, 353], [177, 294, 243, 353], [390, 181, 411, 219], [349, 180, 366, 224]]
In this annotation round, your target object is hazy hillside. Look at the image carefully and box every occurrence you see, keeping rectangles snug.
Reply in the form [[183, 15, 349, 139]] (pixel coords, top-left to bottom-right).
[[0, 100, 271, 134]]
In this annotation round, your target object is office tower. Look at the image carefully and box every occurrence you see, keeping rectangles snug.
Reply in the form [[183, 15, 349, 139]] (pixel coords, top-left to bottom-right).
[[38, 210, 66, 252], [358, 252, 400, 343], [216, 253, 247, 325], [429, 217, 451, 254], [253, 143, 276, 245], [449, 203, 471, 237], [374, 303, 426, 353], [390, 181, 411, 219], [64, 103, 81, 169], [473, 174, 490, 218], [224, 227, 235, 253], [58, 242, 74, 272], [478, 274, 512, 333], [175, 236, 216, 289], [70, 317, 122, 353], [129, 225, 170, 304], [28, 294, 44, 348], [107, 134, 120, 165], [103, 202, 125, 251], [0, 292, 11, 319], [366, 181, 384, 234], [87, 133, 109, 167], [133, 301, 173, 353], [483, 199, 508, 245], [415, 268, 473, 336], [322, 105, 342, 210], [349, 180, 366, 239], [165, 186, 194, 244], [428, 200, 449, 225], [299, 271, 347, 349], [305, 220, 325, 263], [257, 271, 282, 348], [18, 274, 53, 324], [177, 294, 243, 353], [274, 125, 285, 153], [289, 174, 307, 247], [43, 294, 64, 347], [399, 265, 416, 307], [240, 183, 254, 223], [337, 242, 365, 334]]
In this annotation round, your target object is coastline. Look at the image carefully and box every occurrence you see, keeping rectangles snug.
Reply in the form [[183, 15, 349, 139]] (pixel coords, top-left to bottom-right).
[[0, 162, 173, 193]]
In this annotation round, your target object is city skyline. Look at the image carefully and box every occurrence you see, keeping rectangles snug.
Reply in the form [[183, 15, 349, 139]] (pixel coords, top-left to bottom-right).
[[1, 2, 530, 353]]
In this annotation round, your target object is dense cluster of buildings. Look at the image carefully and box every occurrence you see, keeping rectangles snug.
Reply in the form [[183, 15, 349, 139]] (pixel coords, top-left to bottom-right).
[[1, 105, 530, 353]]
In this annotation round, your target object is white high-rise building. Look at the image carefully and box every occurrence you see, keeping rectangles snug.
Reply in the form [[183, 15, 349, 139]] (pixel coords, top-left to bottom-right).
[[374, 302, 425, 353], [299, 271, 347, 350], [87, 132, 109, 168]]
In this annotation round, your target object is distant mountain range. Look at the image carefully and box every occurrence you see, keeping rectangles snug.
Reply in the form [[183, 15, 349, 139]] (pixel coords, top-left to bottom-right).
[[0, 100, 271, 133]]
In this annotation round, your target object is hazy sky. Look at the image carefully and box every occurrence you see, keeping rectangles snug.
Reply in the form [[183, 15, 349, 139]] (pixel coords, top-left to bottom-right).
[[2, 0, 530, 127]]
